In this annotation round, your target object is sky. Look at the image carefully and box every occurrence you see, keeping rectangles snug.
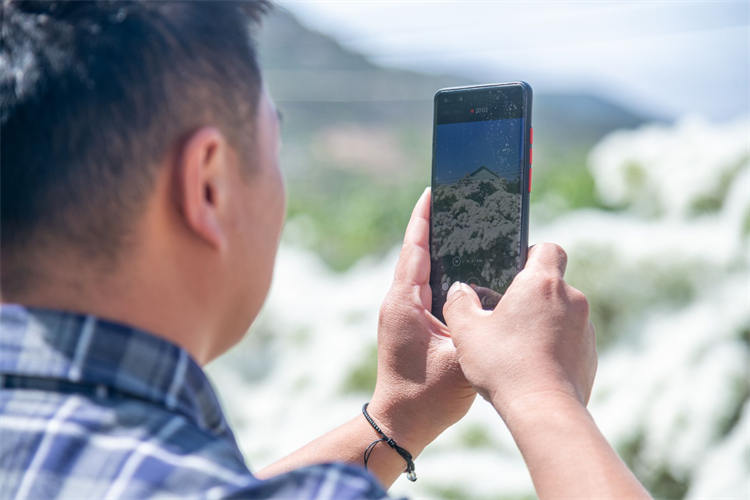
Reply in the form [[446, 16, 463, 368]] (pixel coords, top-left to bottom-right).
[[279, 0, 749, 121], [435, 118, 524, 184]]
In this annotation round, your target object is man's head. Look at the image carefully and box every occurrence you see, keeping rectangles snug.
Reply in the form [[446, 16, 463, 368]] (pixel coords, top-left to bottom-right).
[[1, 0, 285, 362]]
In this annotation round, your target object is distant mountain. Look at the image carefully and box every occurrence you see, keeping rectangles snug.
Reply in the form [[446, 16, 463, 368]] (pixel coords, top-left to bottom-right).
[[257, 7, 650, 167], [254, 7, 654, 269], [466, 166, 499, 181]]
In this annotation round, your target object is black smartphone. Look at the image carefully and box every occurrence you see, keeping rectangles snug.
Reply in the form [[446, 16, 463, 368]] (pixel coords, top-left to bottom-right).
[[429, 82, 532, 322]]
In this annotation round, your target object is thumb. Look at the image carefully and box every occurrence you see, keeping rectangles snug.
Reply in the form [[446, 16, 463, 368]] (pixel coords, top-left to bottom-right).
[[443, 282, 484, 340]]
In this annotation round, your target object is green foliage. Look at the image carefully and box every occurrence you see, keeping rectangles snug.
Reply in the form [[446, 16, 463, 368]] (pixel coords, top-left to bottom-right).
[[646, 468, 690, 500], [689, 154, 749, 216], [285, 143, 613, 272], [423, 485, 472, 500], [459, 424, 495, 449], [618, 433, 691, 500], [529, 151, 607, 212], [286, 165, 426, 271], [623, 161, 647, 191], [617, 432, 645, 472], [565, 245, 698, 348], [424, 484, 536, 500], [742, 207, 750, 237], [740, 324, 750, 345], [340, 343, 378, 394], [290, 326, 311, 346], [690, 193, 724, 214], [716, 373, 750, 437]]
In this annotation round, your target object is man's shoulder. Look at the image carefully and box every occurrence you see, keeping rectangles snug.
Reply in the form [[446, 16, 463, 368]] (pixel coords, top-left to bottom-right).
[[0, 387, 254, 498], [0, 305, 397, 499], [0, 388, 397, 500]]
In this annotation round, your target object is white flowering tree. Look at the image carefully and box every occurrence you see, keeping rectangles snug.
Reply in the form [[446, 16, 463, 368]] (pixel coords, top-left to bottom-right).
[[432, 171, 521, 298]]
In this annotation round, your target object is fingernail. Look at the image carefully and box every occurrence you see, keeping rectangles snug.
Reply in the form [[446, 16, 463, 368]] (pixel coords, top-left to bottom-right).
[[447, 281, 463, 298]]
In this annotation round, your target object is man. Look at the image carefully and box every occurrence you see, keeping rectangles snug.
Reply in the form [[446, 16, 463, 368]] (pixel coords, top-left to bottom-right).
[[0, 1, 650, 498]]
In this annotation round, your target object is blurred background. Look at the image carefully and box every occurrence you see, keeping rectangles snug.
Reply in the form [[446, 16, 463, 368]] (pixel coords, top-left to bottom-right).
[[207, 1, 750, 498]]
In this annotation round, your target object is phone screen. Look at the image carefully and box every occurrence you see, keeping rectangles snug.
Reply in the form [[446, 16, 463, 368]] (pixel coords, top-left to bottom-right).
[[430, 83, 531, 320]]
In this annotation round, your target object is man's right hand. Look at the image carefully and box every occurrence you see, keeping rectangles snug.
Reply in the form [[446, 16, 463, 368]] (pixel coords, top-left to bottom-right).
[[443, 243, 652, 499], [443, 242, 597, 416]]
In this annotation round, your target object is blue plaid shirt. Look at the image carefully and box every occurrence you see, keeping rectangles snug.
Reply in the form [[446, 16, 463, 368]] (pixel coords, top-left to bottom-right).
[[0, 305, 392, 499]]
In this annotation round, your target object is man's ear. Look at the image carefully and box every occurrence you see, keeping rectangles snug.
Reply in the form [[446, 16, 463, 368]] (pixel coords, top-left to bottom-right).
[[174, 127, 230, 251]]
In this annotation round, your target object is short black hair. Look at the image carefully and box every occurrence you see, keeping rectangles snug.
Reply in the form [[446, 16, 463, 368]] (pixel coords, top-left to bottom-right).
[[1, 0, 270, 294]]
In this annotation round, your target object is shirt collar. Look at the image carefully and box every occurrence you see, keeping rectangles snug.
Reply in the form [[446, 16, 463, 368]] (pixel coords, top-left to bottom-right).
[[0, 304, 230, 436]]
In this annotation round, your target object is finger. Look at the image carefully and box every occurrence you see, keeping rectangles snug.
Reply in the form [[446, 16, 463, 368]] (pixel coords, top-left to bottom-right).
[[403, 186, 431, 251], [443, 282, 484, 342], [525, 242, 568, 278], [469, 284, 502, 310], [393, 187, 431, 287]]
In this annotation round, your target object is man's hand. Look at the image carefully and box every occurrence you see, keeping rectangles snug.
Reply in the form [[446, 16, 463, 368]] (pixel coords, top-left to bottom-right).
[[257, 189, 475, 488], [368, 187, 476, 455], [441, 244, 650, 499], [443, 242, 596, 415]]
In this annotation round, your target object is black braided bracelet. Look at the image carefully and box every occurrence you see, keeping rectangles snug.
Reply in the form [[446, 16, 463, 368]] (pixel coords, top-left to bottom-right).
[[362, 402, 417, 482]]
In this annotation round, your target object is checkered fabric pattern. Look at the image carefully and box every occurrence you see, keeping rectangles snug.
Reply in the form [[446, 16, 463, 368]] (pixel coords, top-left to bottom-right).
[[0, 304, 393, 500]]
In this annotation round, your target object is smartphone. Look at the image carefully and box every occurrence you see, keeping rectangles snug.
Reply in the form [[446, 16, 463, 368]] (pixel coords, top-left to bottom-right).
[[429, 82, 532, 322]]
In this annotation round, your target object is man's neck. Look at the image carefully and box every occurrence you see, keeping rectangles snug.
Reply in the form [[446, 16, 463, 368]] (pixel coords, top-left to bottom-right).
[[3, 258, 218, 365]]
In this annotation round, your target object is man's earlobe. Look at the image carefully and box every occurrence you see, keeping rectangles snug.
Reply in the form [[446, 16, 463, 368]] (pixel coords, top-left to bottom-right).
[[175, 127, 229, 252]]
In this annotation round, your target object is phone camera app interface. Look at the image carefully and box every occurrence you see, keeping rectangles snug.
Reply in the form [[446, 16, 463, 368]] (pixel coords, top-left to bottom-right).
[[431, 95, 524, 314]]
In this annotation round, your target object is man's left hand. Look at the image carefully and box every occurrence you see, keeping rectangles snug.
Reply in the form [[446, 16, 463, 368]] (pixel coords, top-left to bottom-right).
[[367, 188, 476, 455]]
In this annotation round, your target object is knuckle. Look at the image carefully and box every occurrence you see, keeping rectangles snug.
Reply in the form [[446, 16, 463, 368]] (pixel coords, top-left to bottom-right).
[[540, 241, 567, 260], [547, 242, 569, 272], [392, 260, 408, 284], [553, 243, 568, 263], [568, 287, 590, 316], [378, 295, 397, 326], [393, 246, 413, 281], [379, 289, 417, 329], [535, 273, 565, 297], [510, 268, 533, 287]]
